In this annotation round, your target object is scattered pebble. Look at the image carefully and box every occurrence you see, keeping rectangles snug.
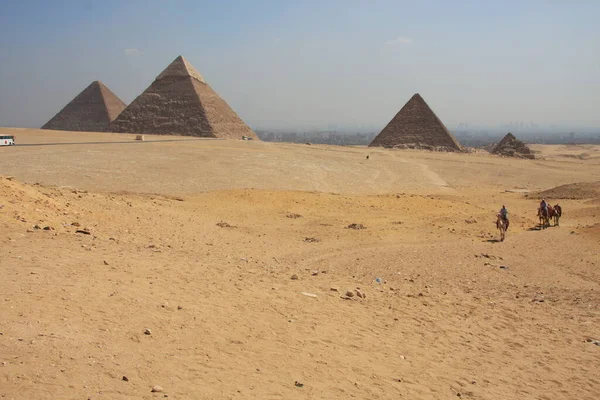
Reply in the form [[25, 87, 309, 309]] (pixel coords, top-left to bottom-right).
[[301, 292, 317, 298], [151, 385, 163, 392], [303, 237, 320, 243], [122, 376, 129, 382], [291, 274, 299, 280], [294, 381, 304, 388], [346, 223, 366, 230], [144, 329, 152, 335]]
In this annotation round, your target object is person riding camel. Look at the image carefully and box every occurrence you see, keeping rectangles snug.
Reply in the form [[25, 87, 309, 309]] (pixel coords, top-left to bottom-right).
[[540, 198, 548, 217], [499, 205, 509, 230]]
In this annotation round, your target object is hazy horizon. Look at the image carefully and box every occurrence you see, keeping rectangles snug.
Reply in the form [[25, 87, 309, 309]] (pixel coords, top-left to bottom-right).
[[1, 0, 599, 131]]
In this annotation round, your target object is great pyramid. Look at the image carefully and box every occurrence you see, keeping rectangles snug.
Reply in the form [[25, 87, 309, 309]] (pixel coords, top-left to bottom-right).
[[42, 81, 126, 132], [110, 55, 258, 140], [369, 93, 462, 152], [491, 133, 534, 159]]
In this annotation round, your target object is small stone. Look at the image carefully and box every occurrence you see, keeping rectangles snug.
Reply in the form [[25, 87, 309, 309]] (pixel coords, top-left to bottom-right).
[[43, 226, 52, 231], [144, 328, 152, 335], [355, 289, 365, 299], [330, 287, 339, 292], [311, 270, 319, 276], [345, 290, 355, 298], [151, 385, 163, 392], [291, 274, 299, 280], [399, 355, 406, 360], [33, 224, 41, 230], [177, 306, 183, 310], [103, 260, 109, 266], [294, 381, 304, 388], [122, 376, 129, 382]]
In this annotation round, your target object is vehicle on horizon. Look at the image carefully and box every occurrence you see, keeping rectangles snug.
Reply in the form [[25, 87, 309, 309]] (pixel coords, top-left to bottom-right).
[[0, 135, 15, 146]]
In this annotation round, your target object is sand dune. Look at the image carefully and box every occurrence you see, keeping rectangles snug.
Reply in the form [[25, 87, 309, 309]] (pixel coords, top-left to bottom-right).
[[1, 129, 599, 399]]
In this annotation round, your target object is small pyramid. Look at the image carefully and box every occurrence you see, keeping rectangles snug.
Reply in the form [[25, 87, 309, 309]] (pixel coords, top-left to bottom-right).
[[110, 55, 258, 140], [42, 81, 126, 132], [369, 93, 462, 151], [491, 133, 534, 159]]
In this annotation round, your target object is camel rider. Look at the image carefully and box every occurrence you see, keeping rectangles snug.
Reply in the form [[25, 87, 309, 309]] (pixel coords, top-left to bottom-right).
[[499, 205, 509, 230], [540, 198, 548, 217]]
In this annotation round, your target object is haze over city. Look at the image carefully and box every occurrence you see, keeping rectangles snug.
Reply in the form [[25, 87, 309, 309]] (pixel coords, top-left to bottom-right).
[[1, 0, 599, 132]]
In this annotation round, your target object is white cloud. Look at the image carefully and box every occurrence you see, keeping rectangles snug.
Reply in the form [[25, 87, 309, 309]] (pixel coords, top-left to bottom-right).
[[385, 36, 412, 46], [124, 48, 144, 57]]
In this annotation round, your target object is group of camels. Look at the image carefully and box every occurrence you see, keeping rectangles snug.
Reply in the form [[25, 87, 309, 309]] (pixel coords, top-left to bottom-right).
[[495, 203, 562, 242]]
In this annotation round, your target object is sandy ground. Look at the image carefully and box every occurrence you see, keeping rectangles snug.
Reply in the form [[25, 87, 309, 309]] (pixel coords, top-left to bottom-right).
[[1, 128, 599, 400]]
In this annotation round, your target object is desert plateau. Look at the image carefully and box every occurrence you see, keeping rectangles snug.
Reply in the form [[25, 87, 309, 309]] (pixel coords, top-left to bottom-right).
[[1, 128, 599, 399]]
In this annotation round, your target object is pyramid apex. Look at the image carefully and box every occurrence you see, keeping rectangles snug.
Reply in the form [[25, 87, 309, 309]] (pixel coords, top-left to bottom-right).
[[156, 55, 206, 84]]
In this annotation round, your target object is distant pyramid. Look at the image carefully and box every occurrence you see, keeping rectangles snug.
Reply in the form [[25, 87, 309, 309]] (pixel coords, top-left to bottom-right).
[[42, 81, 126, 132], [110, 55, 258, 139], [491, 133, 534, 159], [369, 93, 462, 152]]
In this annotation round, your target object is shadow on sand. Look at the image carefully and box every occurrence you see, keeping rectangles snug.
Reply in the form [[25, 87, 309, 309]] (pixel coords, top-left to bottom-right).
[[528, 224, 557, 231]]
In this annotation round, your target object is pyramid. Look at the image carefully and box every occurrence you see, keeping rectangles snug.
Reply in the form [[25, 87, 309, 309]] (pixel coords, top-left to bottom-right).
[[110, 56, 258, 140], [42, 81, 126, 132], [42, 81, 125, 132], [369, 93, 462, 151], [491, 133, 534, 159]]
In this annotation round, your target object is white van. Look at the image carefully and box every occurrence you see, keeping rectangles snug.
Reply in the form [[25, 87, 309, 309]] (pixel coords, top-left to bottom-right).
[[0, 135, 15, 146]]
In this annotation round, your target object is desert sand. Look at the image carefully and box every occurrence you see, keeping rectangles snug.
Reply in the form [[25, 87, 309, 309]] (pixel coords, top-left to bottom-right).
[[1, 128, 599, 400]]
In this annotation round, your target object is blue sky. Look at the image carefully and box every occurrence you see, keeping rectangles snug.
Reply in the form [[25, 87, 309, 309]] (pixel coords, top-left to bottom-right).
[[0, 0, 599, 130]]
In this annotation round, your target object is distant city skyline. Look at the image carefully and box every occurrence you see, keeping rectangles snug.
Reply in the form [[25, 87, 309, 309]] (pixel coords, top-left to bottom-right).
[[1, 1, 599, 131]]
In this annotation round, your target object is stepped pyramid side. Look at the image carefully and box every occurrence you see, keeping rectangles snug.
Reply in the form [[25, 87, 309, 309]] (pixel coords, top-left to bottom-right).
[[110, 56, 257, 140], [369, 93, 462, 151], [42, 81, 126, 132], [492, 133, 534, 159]]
